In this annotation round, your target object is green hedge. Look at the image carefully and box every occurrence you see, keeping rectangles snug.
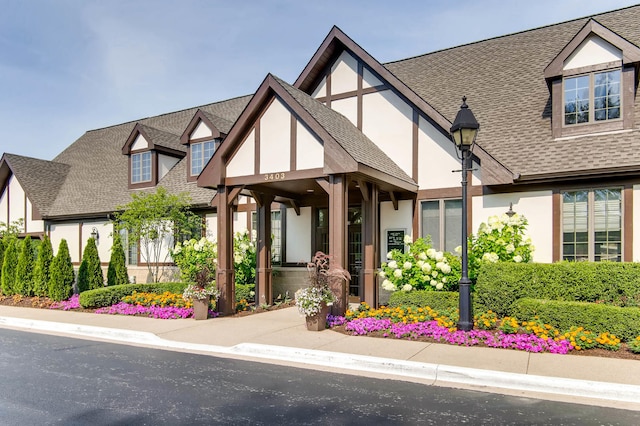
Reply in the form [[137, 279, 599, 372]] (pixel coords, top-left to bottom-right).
[[235, 283, 255, 302], [475, 262, 640, 316], [388, 290, 460, 313], [79, 282, 189, 308], [513, 298, 640, 342]]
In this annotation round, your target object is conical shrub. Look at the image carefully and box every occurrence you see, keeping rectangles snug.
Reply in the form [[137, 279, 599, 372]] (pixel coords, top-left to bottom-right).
[[48, 239, 74, 302], [1, 238, 18, 296], [107, 234, 129, 287], [33, 235, 53, 297]]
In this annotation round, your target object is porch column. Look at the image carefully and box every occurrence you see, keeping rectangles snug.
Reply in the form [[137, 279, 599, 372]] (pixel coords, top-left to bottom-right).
[[362, 182, 379, 307], [255, 193, 275, 306], [215, 185, 235, 315], [328, 174, 348, 315]]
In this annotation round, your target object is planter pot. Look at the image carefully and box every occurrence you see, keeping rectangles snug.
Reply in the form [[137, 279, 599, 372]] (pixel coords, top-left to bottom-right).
[[305, 302, 330, 331], [192, 298, 210, 320]]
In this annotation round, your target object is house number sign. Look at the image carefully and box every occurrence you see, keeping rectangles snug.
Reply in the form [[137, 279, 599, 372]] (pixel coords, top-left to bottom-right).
[[264, 173, 286, 181]]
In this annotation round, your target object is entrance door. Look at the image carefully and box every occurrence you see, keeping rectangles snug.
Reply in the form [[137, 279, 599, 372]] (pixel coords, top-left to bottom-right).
[[314, 207, 362, 299]]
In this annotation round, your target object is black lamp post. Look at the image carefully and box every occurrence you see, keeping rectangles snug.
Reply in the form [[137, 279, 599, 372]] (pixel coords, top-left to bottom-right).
[[450, 96, 479, 331]]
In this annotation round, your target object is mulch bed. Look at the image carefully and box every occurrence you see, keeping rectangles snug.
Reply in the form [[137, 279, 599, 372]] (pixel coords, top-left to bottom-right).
[[2, 295, 639, 361]]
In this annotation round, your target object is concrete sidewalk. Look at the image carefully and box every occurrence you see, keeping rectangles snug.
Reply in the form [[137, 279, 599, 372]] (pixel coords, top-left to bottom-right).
[[1, 305, 639, 411]]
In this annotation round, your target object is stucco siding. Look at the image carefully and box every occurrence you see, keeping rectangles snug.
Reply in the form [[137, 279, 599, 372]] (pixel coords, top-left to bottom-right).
[[331, 97, 358, 127], [191, 121, 213, 140], [259, 98, 291, 174], [227, 129, 255, 177], [296, 122, 323, 170], [50, 222, 80, 263], [472, 190, 553, 263], [564, 36, 622, 70], [286, 206, 312, 263], [362, 90, 413, 177], [417, 115, 463, 189], [330, 51, 358, 94]]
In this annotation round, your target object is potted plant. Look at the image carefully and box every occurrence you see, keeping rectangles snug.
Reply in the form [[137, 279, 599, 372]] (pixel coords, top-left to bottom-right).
[[295, 251, 350, 331], [183, 267, 219, 320]]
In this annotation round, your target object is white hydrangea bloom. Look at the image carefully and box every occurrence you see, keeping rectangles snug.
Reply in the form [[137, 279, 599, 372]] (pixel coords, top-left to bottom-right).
[[514, 255, 523, 263], [404, 234, 412, 245], [416, 260, 424, 268], [382, 279, 396, 291], [430, 280, 437, 286], [393, 269, 403, 278], [422, 263, 432, 273], [378, 270, 386, 278], [440, 264, 451, 274], [506, 243, 515, 253], [426, 248, 436, 259], [435, 282, 444, 290], [482, 252, 499, 263], [387, 251, 394, 259], [402, 284, 412, 292], [388, 260, 397, 269], [431, 271, 438, 278], [418, 252, 427, 260], [435, 251, 444, 261], [403, 261, 412, 270], [454, 246, 462, 254]]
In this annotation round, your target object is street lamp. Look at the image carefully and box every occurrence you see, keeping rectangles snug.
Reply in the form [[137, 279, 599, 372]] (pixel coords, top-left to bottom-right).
[[450, 96, 479, 331]]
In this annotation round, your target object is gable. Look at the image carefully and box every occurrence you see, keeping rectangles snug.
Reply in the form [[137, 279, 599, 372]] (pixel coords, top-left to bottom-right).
[[564, 35, 622, 71], [191, 120, 214, 140], [131, 133, 149, 151], [226, 96, 324, 179]]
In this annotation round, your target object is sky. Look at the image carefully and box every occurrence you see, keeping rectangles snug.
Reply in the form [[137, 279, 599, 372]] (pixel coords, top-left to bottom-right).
[[1, 0, 638, 160]]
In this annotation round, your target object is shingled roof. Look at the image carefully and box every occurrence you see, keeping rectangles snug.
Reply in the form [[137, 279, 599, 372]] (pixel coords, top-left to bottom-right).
[[384, 5, 640, 181], [0, 153, 70, 217], [47, 95, 251, 218]]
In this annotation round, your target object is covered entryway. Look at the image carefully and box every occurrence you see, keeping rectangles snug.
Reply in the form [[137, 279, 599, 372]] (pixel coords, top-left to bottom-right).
[[198, 75, 417, 315]]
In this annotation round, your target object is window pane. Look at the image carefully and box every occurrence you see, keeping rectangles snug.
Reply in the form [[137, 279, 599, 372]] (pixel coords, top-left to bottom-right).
[[141, 152, 151, 181], [271, 211, 281, 264], [131, 154, 141, 183], [421, 201, 440, 249], [191, 143, 202, 176], [594, 70, 621, 122], [594, 188, 621, 262], [562, 191, 589, 261], [444, 199, 462, 253]]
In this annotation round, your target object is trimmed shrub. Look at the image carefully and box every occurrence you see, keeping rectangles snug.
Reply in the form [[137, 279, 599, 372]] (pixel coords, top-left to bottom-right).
[[1, 239, 18, 296], [48, 239, 75, 302], [513, 298, 640, 342], [235, 283, 255, 302], [79, 282, 189, 308], [77, 238, 103, 292], [0, 239, 5, 283], [107, 234, 129, 287], [388, 290, 460, 312], [474, 262, 640, 316], [14, 236, 35, 296], [33, 235, 53, 297]]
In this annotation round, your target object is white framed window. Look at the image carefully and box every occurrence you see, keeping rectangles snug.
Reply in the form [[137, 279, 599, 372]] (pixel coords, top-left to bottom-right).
[[564, 69, 621, 125], [190, 140, 215, 176], [119, 228, 138, 266], [562, 188, 622, 262], [131, 151, 152, 183], [420, 199, 461, 253]]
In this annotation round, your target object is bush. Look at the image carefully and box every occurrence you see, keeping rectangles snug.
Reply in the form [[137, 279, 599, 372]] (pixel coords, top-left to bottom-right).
[[48, 239, 75, 302], [234, 231, 256, 285], [1, 238, 18, 296], [235, 283, 255, 302], [107, 234, 129, 287], [512, 298, 640, 342], [171, 237, 217, 282], [77, 238, 103, 292], [14, 236, 35, 296], [79, 282, 189, 308], [474, 262, 640, 316], [33, 235, 53, 297], [388, 290, 460, 312]]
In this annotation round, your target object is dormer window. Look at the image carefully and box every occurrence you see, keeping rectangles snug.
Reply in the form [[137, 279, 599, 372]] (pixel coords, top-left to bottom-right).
[[190, 140, 215, 176], [564, 69, 621, 125], [131, 151, 152, 183]]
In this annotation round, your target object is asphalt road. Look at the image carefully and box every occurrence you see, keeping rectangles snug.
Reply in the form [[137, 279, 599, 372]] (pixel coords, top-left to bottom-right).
[[0, 328, 638, 425]]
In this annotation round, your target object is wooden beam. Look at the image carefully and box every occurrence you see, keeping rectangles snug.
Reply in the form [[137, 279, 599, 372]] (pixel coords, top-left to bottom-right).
[[249, 190, 262, 208], [289, 200, 301, 216], [228, 185, 244, 206], [389, 191, 398, 211], [357, 178, 369, 202], [315, 177, 330, 194]]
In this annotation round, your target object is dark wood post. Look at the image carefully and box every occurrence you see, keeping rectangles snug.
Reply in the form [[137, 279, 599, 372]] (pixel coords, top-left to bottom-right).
[[255, 193, 275, 306], [362, 182, 379, 307], [216, 186, 235, 315], [328, 174, 348, 315]]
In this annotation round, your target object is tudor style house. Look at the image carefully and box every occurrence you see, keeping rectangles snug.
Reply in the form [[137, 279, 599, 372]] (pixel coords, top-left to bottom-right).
[[2, 5, 640, 314]]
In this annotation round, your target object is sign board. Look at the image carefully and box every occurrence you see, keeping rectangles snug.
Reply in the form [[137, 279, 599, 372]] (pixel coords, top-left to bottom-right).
[[386, 229, 406, 255]]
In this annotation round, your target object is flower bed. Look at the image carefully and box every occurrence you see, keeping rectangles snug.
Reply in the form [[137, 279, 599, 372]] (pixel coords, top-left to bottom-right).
[[328, 303, 640, 357]]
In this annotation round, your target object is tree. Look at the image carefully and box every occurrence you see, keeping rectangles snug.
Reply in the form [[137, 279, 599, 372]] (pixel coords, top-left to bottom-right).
[[33, 235, 53, 296], [77, 237, 103, 293], [0, 218, 24, 239], [113, 187, 200, 283], [1, 238, 18, 295], [48, 239, 75, 301], [107, 234, 129, 286], [14, 236, 35, 296], [0, 238, 5, 284]]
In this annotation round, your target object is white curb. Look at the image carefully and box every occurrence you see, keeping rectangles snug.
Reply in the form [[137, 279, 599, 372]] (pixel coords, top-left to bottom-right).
[[2, 316, 640, 405]]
